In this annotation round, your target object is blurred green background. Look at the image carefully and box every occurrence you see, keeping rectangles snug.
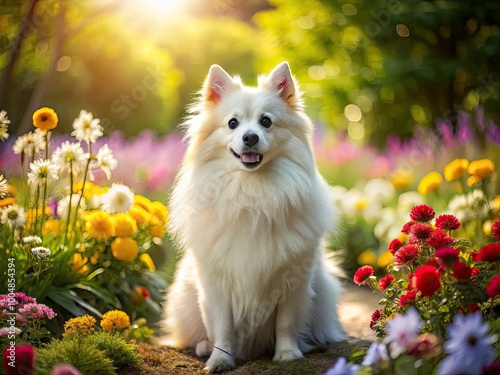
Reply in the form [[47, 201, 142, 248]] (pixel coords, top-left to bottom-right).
[[1, 0, 500, 147]]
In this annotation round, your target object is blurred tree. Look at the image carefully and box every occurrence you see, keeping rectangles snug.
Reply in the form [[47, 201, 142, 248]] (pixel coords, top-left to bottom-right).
[[255, 0, 500, 146]]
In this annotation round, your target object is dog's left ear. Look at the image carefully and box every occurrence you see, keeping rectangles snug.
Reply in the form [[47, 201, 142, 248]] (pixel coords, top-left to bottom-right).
[[203, 65, 235, 103], [266, 62, 297, 103]]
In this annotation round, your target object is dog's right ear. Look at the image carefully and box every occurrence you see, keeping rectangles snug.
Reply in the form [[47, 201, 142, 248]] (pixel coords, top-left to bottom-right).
[[203, 65, 234, 103]]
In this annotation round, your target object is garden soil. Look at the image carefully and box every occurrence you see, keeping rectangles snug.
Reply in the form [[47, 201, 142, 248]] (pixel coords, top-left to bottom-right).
[[119, 283, 380, 374]]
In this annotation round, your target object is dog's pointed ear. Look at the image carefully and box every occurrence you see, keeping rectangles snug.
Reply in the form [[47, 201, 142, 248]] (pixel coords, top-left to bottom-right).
[[203, 65, 234, 103], [266, 62, 296, 103]]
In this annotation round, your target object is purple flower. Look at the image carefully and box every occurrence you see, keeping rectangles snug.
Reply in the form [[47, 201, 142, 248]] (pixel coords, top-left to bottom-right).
[[384, 307, 423, 358], [362, 342, 389, 367], [456, 110, 475, 144], [325, 357, 359, 375]]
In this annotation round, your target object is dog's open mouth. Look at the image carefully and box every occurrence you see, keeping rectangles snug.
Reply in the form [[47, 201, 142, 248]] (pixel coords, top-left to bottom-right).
[[230, 148, 263, 168]]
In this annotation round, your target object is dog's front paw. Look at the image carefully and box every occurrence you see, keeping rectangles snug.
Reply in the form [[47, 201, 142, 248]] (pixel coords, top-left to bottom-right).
[[205, 352, 236, 373], [273, 348, 304, 362]]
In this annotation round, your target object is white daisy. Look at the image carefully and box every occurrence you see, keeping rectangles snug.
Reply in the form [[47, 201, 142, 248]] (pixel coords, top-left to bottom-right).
[[57, 193, 86, 220], [22, 235, 42, 246], [52, 141, 87, 173], [31, 246, 51, 259], [27, 159, 59, 186], [0, 174, 8, 199], [101, 183, 134, 213], [71, 110, 103, 144], [0, 205, 26, 228], [0, 110, 9, 142], [92, 144, 117, 180], [12, 130, 46, 156]]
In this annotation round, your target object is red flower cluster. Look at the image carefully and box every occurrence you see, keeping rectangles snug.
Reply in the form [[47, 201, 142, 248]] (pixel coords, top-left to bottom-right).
[[475, 243, 500, 262], [434, 246, 459, 264], [397, 291, 416, 306], [393, 245, 419, 268], [451, 260, 474, 280], [379, 274, 395, 291], [427, 229, 454, 248], [388, 239, 403, 255], [435, 214, 461, 232], [409, 204, 435, 222], [353, 265, 374, 286], [492, 218, 500, 238], [414, 265, 441, 297], [486, 275, 500, 298], [410, 223, 434, 241]]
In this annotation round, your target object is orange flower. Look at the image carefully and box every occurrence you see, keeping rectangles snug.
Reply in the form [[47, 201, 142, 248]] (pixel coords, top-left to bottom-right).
[[33, 107, 58, 132], [111, 237, 138, 261]]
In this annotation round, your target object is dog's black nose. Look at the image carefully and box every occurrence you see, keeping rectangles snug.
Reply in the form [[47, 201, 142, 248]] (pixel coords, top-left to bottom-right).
[[243, 132, 259, 147]]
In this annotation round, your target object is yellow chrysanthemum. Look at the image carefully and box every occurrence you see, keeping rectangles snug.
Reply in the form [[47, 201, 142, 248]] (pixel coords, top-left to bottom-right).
[[134, 194, 153, 212], [444, 158, 469, 181], [32, 107, 58, 132], [390, 171, 412, 190], [466, 174, 483, 187], [73, 181, 98, 201], [139, 253, 156, 272], [150, 201, 168, 223], [129, 205, 150, 228], [63, 315, 96, 338], [377, 251, 394, 269], [112, 213, 138, 237], [492, 196, 500, 212], [111, 237, 138, 261], [100, 310, 131, 332], [467, 158, 495, 179], [417, 172, 443, 195], [42, 218, 64, 236], [357, 250, 377, 266], [72, 253, 89, 275], [84, 211, 115, 241], [149, 215, 165, 238], [0, 197, 16, 207]]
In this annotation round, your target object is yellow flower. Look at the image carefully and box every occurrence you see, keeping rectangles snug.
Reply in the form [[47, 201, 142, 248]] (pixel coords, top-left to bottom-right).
[[377, 251, 393, 269], [90, 251, 100, 265], [390, 171, 412, 190], [42, 218, 64, 236], [63, 315, 96, 338], [417, 172, 443, 195], [112, 213, 138, 237], [111, 237, 138, 261], [139, 253, 156, 272], [100, 310, 131, 331], [444, 158, 469, 181], [32, 107, 58, 132], [134, 194, 153, 212], [355, 196, 369, 211], [84, 211, 115, 241], [467, 158, 495, 179], [357, 250, 376, 266], [493, 196, 500, 212], [73, 181, 98, 201], [150, 201, 168, 223], [466, 175, 482, 187], [149, 215, 165, 238], [72, 253, 89, 275], [129, 205, 150, 228], [0, 197, 16, 207]]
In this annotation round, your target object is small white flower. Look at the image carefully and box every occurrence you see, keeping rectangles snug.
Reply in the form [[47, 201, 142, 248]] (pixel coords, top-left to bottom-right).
[[71, 110, 103, 144], [27, 159, 59, 186], [102, 183, 134, 213], [363, 178, 395, 204], [23, 235, 42, 245], [0, 327, 21, 337], [0, 174, 8, 199], [12, 130, 46, 156], [384, 307, 423, 358], [52, 141, 87, 173], [0, 204, 26, 228], [0, 110, 9, 142], [57, 193, 86, 220], [92, 144, 117, 180], [31, 246, 51, 259]]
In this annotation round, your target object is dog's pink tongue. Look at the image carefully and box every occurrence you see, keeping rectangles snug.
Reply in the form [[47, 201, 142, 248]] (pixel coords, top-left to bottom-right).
[[241, 153, 260, 163]]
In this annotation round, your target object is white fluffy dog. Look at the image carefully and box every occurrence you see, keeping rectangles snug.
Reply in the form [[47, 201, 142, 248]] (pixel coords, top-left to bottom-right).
[[162, 62, 345, 373]]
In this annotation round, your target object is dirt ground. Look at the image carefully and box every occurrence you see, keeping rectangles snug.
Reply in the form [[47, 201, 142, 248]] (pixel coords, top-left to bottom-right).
[[120, 283, 380, 374]]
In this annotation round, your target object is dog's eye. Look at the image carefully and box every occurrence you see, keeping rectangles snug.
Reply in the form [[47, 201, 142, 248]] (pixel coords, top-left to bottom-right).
[[228, 118, 239, 129], [260, 116, 272, 128]]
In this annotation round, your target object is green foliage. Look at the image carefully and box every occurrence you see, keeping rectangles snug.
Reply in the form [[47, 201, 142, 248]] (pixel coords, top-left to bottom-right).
[[85, 331, 142, 368], [35, 337, 116, 375]]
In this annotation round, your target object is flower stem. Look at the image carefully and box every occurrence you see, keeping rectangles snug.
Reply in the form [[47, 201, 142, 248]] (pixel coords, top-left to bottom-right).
[[72, 143, 92, 233], [63, 161, 74, 249]]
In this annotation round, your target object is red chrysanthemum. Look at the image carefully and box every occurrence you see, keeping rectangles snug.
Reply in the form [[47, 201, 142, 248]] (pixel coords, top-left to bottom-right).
[[378, 274, 395, 291], [492, 218, 500, 239], [401, 221, 415, 234], [427, 228, 454, 248], [409, 204, 435, 222], [451, 260, 473, 280], [394, 245, 419, 268], [414, 265, 441, 297], [486, 274, 500, 298], [435, 214, 461, 232], [476, 243, 500, 262], [434, 246, 460, 264], [471, 267, 480, 281], [425, 258, 440, 268], [397, 291, 416, 306], [406, 273, 415, 291], [353, 265, 374, 286], [410, 223, 434, 241], [458, 304, 480, 313], [388, 239, 403, 255], [369, 309, 384, 329]]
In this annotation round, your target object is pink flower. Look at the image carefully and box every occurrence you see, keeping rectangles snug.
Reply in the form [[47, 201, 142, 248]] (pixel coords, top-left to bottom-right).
[[409, 204, 435, 222], [3, 345, 34, 375], [435, 214, 461, 231], [379, 274, 395, 291], [353, 265, 374, 286], [394, 245, 419, 268]]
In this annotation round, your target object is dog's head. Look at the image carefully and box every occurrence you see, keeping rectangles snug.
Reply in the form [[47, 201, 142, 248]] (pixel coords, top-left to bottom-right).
[[184, 62, 313, 171]]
